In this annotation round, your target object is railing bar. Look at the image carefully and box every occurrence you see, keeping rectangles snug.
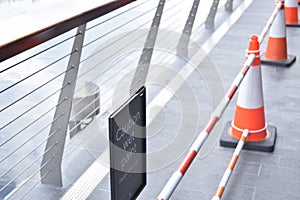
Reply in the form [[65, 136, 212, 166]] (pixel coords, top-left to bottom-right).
[[0, 143, 57, 193], [80, 0, 179, 63], [0, 114, 63, 163], [83, 0, 173, 48], [71, 24, 183, 116], [18, 170, 51, 200], [71, 42, 178, 123], [75, 2, 183, 92], [64, 29, 181, 157], [64, 4, 186, 152], [0, 96, 66, 148], [5, 167, 51, 200], [0, 127, 61, 180], [0, 35, 76, 74], [71, 2, 182, 108], [0, 67, 71, 113], [0, 82, 69, 131], [0, 51, 74, 94], [70, 8, 187, 116], [86, 0, 151, 31]]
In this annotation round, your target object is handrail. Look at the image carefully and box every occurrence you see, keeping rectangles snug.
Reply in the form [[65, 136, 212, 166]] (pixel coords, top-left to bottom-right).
[[0, 0, 136, 62]]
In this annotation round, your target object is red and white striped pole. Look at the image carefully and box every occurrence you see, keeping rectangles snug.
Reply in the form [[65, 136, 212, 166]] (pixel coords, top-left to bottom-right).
[[211, 129, 249, 200], [156, 54, 256, 200]]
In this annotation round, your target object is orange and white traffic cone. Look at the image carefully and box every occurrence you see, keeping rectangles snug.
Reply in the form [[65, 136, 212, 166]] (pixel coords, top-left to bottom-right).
[[285, 0, 300, 26], [231, 35, 267, 142], [261, 0, 296, 67], [220, 35, 277, 152]]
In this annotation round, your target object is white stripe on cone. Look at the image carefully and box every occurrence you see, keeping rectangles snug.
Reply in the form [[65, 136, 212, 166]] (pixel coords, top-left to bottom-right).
[[236, 66, 264, 109], [285, 0, 298, 7], [269, 7, 286, 38]]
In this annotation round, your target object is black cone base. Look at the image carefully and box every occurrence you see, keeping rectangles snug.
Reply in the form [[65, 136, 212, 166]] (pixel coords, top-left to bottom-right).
[[286, 21, 300, 27], [261, 54, 296, 67], [220, 121, 277, 152]]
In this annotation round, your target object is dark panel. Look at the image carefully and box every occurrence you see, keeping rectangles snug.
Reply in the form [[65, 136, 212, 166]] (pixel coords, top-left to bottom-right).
[[109, 86, 146, 200]]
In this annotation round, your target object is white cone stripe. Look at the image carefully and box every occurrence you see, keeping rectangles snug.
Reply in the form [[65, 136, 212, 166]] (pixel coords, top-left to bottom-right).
[[212, 197, 220, 200], [285, 0, 298, 7], [269, 9, 286, 38], [219, 169, 232, 187], [158, 171, 183, 200], [190, 131, 208, 152], [237, 66, 264, 109]]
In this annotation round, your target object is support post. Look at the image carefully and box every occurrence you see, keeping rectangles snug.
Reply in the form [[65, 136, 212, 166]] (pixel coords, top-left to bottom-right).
[[225, 0, 234, 12], [177, 0, 200, 57], [205, 0, 220, 29], [40, 24, 86, 186]]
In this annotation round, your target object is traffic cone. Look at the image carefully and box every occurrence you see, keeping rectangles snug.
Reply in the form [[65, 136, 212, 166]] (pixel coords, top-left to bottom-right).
[[261, 0, 296, 67], [220, 35, 277, 152], [285, 0, 300, 26]]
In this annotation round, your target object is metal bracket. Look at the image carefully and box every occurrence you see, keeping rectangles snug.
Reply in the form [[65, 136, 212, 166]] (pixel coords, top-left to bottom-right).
[[225, 0, 234, 12], [129, 0, 166, 96], [177, 0, 200, 57], [205, 0, 220, 29], [40, 24, 86, 186]]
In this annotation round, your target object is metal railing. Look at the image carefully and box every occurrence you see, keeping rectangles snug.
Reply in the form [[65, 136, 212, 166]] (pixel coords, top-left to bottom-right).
[[0, 0, 243, 199]]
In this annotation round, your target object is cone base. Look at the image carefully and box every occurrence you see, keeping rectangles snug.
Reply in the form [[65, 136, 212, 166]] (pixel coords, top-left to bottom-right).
[[261, 53, 296, 67], [286, 21, 300, 27], [220, 121, 277, 152]]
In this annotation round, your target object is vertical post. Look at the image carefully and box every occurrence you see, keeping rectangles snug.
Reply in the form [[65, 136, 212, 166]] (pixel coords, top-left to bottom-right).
[[225, 0, 234, 12], [40, 24, 86, 186], [177, 0, 200, 57], [129, 0, 165, 96], [205, 0, 220, 29]]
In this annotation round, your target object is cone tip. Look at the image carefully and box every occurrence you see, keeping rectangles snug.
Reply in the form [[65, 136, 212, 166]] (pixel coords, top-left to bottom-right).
[[250, 35, 258, 41], [248, 35, 259, 51]]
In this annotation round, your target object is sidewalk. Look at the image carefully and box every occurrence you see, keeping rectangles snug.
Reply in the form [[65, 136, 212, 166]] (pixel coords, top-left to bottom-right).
[[136, 0, 300, 199]]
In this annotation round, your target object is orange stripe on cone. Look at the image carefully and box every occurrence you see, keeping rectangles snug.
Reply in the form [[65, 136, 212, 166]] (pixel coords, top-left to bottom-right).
[[285, 0, 300, 25], [285, 7, 299, 24], [265, 37, 287, 60], [231, 106, 267, 142]]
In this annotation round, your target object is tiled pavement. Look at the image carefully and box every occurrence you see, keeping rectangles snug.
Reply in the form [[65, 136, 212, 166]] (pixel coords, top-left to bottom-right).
[[136, 0, 300, 199]]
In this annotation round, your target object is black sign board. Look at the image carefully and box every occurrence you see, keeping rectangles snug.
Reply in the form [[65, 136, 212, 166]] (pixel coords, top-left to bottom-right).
[[109, 87, 146, 200]]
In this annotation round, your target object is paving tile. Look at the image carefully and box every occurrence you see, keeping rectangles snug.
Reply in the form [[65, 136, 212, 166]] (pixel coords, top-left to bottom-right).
[[234, 161, 261, 176], [259, 165, 300, 182], [253, 189, 300, 200], [222, 184, 255, 200]]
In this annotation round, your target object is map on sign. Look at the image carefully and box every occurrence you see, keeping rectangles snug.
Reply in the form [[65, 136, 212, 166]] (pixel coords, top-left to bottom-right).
[[109, 86, 146, 200]]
